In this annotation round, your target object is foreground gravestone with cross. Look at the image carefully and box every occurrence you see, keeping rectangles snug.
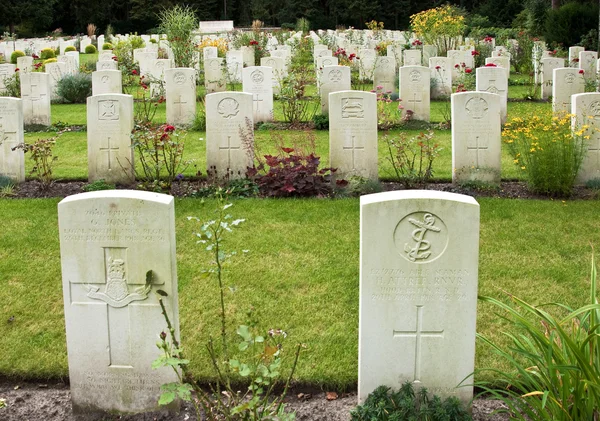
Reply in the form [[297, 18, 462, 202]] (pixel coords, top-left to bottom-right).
[[20, 72, 51, 127], [206, 91, 254, 180], [329, 90, 378, 180], [242, 66, 273, 123], [451, 91, 501, 183], [165, 68, 196, 127], [58, 190, 179, 417], [358, 190, 479, 406], [0, 97, 25, 182], [87, 94, 134, 184], [399, 66, 431, 122]]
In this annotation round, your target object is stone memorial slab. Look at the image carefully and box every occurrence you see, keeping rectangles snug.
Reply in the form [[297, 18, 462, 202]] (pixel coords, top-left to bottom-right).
[[242, 66, 273, 122], [20, 72, 51, 127], [373, 56, 396, 93], [0, 97, 25, 182], [579, 51, 598, 81], [87, 94, 134, 184], [148, 59, 172, 96], [541, 58, 565, 100], [58, 190, 179, 416], [329, 90, 378, 180], [226, 50, 243, 83], [0, 63, 17, 92], [241, 46, 255, 67], [99, 51, 114, 62], [165, 68, 196, 127], [429, 57, 452, 99], [320, 65, 351, 115], [137, 52, 158, 78], [358, 190, 479, 407], [484, 57, 510, 78], [451, 92, 501, 183], [572, 93, 600, 182], [97, 60, 118, 71], [66, 51, 81, 72], [552, 67, 585, 114], [359, 49, 376, 81], [403, 50, 422, 66], [203, 46, 218, 61], [205, 57, 227, 93], [260, 56, 286, 93], [16, 56, 33, 73], [569, 46, 584, 66], [206, 92, 254, 180], [476, 67, 508, 123], [92, 70, 123, 96], [399, 66, 430, 122]]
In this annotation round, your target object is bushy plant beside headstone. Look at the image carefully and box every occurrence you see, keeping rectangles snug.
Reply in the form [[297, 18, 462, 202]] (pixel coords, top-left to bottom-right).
[[10, 50, 25, 64], [56, 73, 92, 103]]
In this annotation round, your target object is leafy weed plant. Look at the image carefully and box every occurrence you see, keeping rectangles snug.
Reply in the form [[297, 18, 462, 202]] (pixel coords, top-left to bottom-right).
[[475, 254, 600, 420], [384, 130, 441, 187], [13, 131, 62, 189]]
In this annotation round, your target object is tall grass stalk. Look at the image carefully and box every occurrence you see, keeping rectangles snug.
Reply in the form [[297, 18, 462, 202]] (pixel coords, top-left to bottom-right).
[[475, 254, 600, 420]]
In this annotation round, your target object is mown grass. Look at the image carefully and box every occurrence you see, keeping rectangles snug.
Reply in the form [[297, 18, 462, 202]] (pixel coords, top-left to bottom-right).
[[0, 198, 598, 388]]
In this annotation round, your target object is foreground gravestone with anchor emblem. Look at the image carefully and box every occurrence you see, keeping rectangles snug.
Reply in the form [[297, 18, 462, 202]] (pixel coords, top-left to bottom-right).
[[358, 190, 479, 406], [58, 190, 179, 417]]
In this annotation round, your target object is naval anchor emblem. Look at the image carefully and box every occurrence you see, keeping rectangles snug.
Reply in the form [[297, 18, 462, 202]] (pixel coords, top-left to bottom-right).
[[86, 249, 151, 307], [394, 212, 448, 263]]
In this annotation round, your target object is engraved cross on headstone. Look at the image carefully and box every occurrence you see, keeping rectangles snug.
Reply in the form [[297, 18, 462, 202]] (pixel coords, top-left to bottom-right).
[[252, 94, 263, 113], [219, 136, 240, 170], [0, 117, 18, 177], [174, 95, 187, 116], [407, 93, 422, 110], [393, 305, 444, 383], [467, 135, 488, 169], [99, 136, 119, 170], [343, 135, 364, 170]]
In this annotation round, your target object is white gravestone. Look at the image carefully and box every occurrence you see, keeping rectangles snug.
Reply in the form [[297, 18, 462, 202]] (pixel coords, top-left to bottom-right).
[[552, 68, 585, 114], [203, 46, 218, 61], [572, 93, 600, 183], [241, 46, 255, 68], [165, 68, 196, 127], [58, 190, 179, 416], [569, 46, 584, 66], [149, 59, 173, 97], [0, 63, 16, 92], [484, 57, 510, 78], [451, 92, 501, 183], [403, 49, 422, 66], [206, 92, 254, 180], [373, 56, 396, 94], [87, 94, 134, 184], [329, 91, 378, 180], [99, 51, 114, 62], [0, 97, 25, 182], [138, 52, 158, 78], [541, 58, 565, 100], [242, 66, 274, 123], [320, 66, 351, 115], [226, 50, 243, 83], [260, 56, 286, 94], [92, 70, 123, 96], [66, 51, 81, 73], [422, 45, 437, 65], [205, 58, 227, 93], [358, 190, 479, 407], [578, 51, 598, 82], [429, 57, 452, 99], [46, 61, 67, 101], [399, 66, 431, 122], [476, 67, 508, 124], [20, 72, 51, 127], [359, 49, 376, 81], [16, 56, 33, 73], [97, 60, 118, 71], [446, 50, 463, 80], [58, 55, 77, 75], [316, 56, 338, 90]]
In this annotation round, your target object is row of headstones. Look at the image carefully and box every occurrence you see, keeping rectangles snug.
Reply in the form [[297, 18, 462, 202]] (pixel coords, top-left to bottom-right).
[[57, 186, 479, 416], [4, 88, 600, 185]]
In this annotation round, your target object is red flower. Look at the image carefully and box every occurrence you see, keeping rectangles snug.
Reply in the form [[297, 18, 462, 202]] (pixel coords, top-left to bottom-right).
[[160, 133, 169, 141], [132, 69, 138, 75], [484, 36, 493, 43], [454, 64, 459, 69], [15, 68, 19, 72], [485, 63, 497, 67], [471, 50, 479, 56], [465, 68, 472, 73], [112, 56, 118, 61], [249, 40, 259, 46], [349, 53, 356, 61], [164, 125, 175, 132], [579, 69, 585, 74], [573, 58, 580, 63], [412, 39, 422, 46], [435, 65, 441, 70]]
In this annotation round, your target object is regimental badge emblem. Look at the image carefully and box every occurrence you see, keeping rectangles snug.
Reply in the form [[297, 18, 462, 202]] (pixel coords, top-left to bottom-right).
[[251, 70, 264, 84], [394, 212, 448, 263], [217, 97, 240, 119], [465, 97, 488, 119]]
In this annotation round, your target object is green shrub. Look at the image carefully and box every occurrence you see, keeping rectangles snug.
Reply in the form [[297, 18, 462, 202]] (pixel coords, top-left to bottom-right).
[[351, 384, 471, 421], [10, 50, 25, 64], [56, 74, 92, 103], [503, 113, 588, 196], [149, 38, 157, 44], [102, 42, 113, 50], [54, 47, 60, 56], [83, 179, 116, 192], [40, 48, 55, 60], [312, 114, 329, 130], [64, 46, 77, 53], [84, 44, 97, 54], [544, 2, 599, 48], [476, 254, 600, 421]]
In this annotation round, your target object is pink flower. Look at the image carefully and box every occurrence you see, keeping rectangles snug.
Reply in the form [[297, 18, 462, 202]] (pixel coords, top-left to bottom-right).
[[376, 85, 383, 90]]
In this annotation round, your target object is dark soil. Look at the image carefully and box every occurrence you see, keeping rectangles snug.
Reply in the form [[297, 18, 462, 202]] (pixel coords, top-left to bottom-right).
[[0, 380, 510, 421], [7, 180, 600, 200]]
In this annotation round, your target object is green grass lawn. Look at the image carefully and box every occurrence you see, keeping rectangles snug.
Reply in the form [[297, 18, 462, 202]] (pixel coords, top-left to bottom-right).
[[5, 72, 597, 391], [0, 198, 598, 388]]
